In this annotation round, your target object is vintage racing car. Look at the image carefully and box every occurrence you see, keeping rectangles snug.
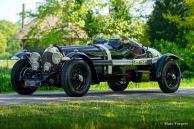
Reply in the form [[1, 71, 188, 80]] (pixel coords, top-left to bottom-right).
[[11, 38, 181, 97]]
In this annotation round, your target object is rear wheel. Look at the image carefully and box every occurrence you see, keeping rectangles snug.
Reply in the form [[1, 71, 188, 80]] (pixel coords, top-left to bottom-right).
[[108, 79, 129, 91], [61, 60, 91, 97], [158, 60, 181, 93], [11, 59, 37, 95]]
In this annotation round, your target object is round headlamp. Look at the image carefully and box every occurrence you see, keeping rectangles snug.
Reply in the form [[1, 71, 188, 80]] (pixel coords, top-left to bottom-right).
[[31, 62, 40, 71], [52, 52, 63, 64], [29, 52, 40, 63]]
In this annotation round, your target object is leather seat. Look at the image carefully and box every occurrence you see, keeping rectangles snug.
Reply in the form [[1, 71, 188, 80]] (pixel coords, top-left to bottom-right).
[[129, 46, 146, 58]]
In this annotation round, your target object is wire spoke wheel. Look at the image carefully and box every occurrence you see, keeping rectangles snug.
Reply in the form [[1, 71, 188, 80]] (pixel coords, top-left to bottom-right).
[[108, 78, 129, 91], [70, 65, 87, 91], [11, 59, 37, 95], [166, 66, 178, 88], [158, 60, 181, 93], [61, 60, 91, 97]]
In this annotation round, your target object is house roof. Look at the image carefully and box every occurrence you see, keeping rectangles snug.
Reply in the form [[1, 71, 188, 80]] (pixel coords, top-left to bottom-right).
[[13, 16, 88, 40]]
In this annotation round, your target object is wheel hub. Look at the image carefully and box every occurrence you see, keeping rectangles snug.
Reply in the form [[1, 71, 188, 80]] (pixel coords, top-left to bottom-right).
[[171, 73, 176, 80], [168, 73, 176, 80], [78, 74, 84, 82]]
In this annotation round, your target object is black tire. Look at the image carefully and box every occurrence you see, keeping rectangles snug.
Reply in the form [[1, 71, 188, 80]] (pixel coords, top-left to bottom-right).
[[108, 79, 129, 91], [61, 60, 91, 97], [158, 60, 181, 93], [11, 59, 37, 95]]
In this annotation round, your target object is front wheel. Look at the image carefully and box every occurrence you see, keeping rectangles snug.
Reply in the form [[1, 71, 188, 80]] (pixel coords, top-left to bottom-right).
[[11, 59, 37, 95], [61, 60, 91, 97], [108, 79, 129, 91], [158, 60, 181, 93]]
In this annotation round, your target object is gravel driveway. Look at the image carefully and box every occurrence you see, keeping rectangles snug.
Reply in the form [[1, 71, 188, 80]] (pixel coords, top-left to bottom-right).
[[0, 88, 194, 105]]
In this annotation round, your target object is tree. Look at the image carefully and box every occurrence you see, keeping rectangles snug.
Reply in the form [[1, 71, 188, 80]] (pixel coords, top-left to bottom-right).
[[27, 0, 148, 46], [0, 32, 7, 53], [0, 20, 17, 40], [27, 0, 94, 46], [147, 0, 187, 46], [164, 0, 194, 72], [147, 0, 194, 76], [0, 20, 21, 58]]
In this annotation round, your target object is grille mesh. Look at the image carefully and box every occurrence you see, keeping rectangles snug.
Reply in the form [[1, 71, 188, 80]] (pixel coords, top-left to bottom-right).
[[41, 52, 53, 65]]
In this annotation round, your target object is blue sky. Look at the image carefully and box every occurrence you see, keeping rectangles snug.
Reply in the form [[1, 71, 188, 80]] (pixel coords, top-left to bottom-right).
[[0, 0, 43, 23]]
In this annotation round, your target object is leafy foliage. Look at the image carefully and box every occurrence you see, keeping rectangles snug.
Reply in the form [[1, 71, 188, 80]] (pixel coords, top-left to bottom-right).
[[0, 32, 7, 53], [0, 20, 21, 59], [147, 0, 187, 44], [147, 0, 194, 76], [0, 20, 17, 39], [26, 0, 147, 47]]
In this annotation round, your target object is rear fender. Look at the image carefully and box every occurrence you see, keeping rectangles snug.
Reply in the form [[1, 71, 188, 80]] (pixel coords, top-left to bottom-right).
[[156, 53, 182, 78]]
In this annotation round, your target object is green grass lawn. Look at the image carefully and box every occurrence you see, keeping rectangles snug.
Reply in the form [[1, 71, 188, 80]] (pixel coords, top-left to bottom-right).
[[0, 60, 16, 69], [0, 96, 194, 129]]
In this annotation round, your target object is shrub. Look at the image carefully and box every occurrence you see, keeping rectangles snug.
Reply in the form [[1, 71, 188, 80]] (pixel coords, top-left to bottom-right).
[[153, 39, 194, 75]]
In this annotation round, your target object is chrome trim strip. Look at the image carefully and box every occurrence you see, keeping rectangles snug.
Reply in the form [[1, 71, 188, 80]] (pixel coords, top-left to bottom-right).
[[112, 57, 160, 66], [96, 44, 112, 74]]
